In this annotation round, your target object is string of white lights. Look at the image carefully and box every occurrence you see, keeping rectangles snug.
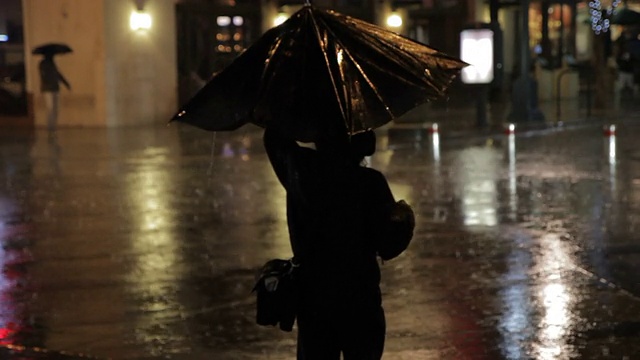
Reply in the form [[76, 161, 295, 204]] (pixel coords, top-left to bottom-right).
[[589, 0, 622, 34]]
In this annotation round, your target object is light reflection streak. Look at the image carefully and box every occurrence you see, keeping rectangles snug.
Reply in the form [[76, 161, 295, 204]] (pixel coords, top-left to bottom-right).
[[125, 148, 184, 354], [0, 244, 18, 345], [432, 133, 446, 222], [508, 134, 517, 220], [608, 136, 616, 162], [607, 135, 616, 195], [499, 231, 577, 360], [499, 231, 534, 360], [0, 197, 22, 346], [455, 147, 499, 227], [533, 233, 576, 360], [431, 132, 440, 163]]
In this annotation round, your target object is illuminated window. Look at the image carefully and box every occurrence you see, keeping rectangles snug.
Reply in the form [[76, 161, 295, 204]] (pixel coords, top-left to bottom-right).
[[217, 16, 231, 27]]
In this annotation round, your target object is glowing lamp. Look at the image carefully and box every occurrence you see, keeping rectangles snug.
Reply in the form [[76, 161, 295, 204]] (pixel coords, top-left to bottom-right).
[[130, 11, 152, 31], [217, 16, 231, 27], [274, 13, 288, 27], [386, 13, 403, 28]]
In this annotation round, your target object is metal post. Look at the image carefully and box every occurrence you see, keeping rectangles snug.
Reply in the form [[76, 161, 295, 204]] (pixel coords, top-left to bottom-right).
[[556, 68, 571, 120], [520, 0, 530, 85], [508, 0, 545, 122], [476, 85, 488, 128]]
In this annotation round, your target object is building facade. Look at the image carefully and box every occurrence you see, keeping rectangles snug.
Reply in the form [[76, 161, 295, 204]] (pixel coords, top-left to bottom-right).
[[0, 0, 630, 127]]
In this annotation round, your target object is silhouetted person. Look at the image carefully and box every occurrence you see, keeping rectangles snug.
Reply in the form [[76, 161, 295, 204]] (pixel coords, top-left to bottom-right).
[[614, 29, 639, 98], [39, 54, 70, 132], [263, 125, 414, 360]]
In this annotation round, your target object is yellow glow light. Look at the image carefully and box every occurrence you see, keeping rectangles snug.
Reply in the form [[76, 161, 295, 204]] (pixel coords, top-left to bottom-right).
[[274, 13, 289, 27], [130, 11, 152, 31], [386, 13, 403, 28]]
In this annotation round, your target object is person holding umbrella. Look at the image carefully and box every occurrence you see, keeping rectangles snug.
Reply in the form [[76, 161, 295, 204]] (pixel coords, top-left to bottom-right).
[[33, 43, 72, 132], [263, 122, 414, 359], [170, 4, 465, 358]]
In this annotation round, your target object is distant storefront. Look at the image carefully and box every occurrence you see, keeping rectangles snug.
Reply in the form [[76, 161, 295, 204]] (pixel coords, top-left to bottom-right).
[[175, 1, 263, 107]]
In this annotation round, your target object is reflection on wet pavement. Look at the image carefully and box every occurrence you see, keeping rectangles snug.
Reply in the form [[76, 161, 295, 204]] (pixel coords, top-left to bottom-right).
[[1, 123, 640, 359]]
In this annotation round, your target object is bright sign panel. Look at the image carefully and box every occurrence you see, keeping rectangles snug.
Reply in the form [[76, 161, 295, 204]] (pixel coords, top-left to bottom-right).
[[460, 29, 494, 84]]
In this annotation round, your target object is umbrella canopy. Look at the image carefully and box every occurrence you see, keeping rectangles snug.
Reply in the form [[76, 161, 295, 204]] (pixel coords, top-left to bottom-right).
[[32, 43, 72, 56], [611, 7, 640, 26], [171, 5, 467, 142]]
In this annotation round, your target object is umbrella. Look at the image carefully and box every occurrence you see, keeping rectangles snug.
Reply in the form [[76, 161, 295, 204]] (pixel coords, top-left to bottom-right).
[[171, 5, 467, 142], [32, 43, 72, 56], [611, 7, 640, 26]]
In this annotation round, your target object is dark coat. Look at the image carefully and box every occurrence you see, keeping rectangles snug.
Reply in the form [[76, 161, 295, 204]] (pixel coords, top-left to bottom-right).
[[39, 57, 69, 92]]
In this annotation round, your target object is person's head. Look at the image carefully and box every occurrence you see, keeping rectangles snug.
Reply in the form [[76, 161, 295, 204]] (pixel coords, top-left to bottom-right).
[[348, 130, 376, 161], [314, 129, 376, 165], [314, 130, 349, 158]]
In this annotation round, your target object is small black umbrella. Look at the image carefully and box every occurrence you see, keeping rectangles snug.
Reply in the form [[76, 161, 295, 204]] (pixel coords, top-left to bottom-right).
[[171, 5, 467, 142], [611, 7, 640, 26], [32, 43, 73, 56]]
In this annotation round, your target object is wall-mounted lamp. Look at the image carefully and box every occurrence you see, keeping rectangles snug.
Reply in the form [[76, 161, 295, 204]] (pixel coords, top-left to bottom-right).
[[130, 0, 151, 31], [386, 13, 403, 28], [130, 10, 152, 31]]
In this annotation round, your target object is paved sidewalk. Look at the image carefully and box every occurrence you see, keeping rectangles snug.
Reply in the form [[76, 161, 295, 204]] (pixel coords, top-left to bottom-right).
[[1, 95, 640, 359]]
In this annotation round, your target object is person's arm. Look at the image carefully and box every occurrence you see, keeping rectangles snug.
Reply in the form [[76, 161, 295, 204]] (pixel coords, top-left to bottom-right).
[[368, 171, 415, 260], [57, 68, 71, 90], [263, 127, 301, 190]]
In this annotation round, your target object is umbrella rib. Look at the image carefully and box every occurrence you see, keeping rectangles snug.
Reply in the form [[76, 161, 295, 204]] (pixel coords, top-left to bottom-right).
[[252, 27, 293, 125], [309, 13, 350, 131], [352, 27, 446, 88], [316, 15, 395, 124], [324, 11, 465, 103]]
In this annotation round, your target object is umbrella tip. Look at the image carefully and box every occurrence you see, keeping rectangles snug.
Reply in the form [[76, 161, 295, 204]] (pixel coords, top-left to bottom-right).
[[170, 110, 187, 122]]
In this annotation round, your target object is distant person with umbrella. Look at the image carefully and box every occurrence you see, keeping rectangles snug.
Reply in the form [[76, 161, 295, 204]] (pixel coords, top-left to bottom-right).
[[33, 43, 72, 132], [614, 29, 638, 96]]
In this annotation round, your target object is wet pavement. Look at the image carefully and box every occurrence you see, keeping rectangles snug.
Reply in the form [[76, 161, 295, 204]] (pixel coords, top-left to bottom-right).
[[2, 111, 640, 359]]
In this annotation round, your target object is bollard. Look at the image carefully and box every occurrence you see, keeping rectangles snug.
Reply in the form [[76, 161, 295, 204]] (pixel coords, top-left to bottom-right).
[[505, 123, 515, 135], [603, 124, 616, 136]]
